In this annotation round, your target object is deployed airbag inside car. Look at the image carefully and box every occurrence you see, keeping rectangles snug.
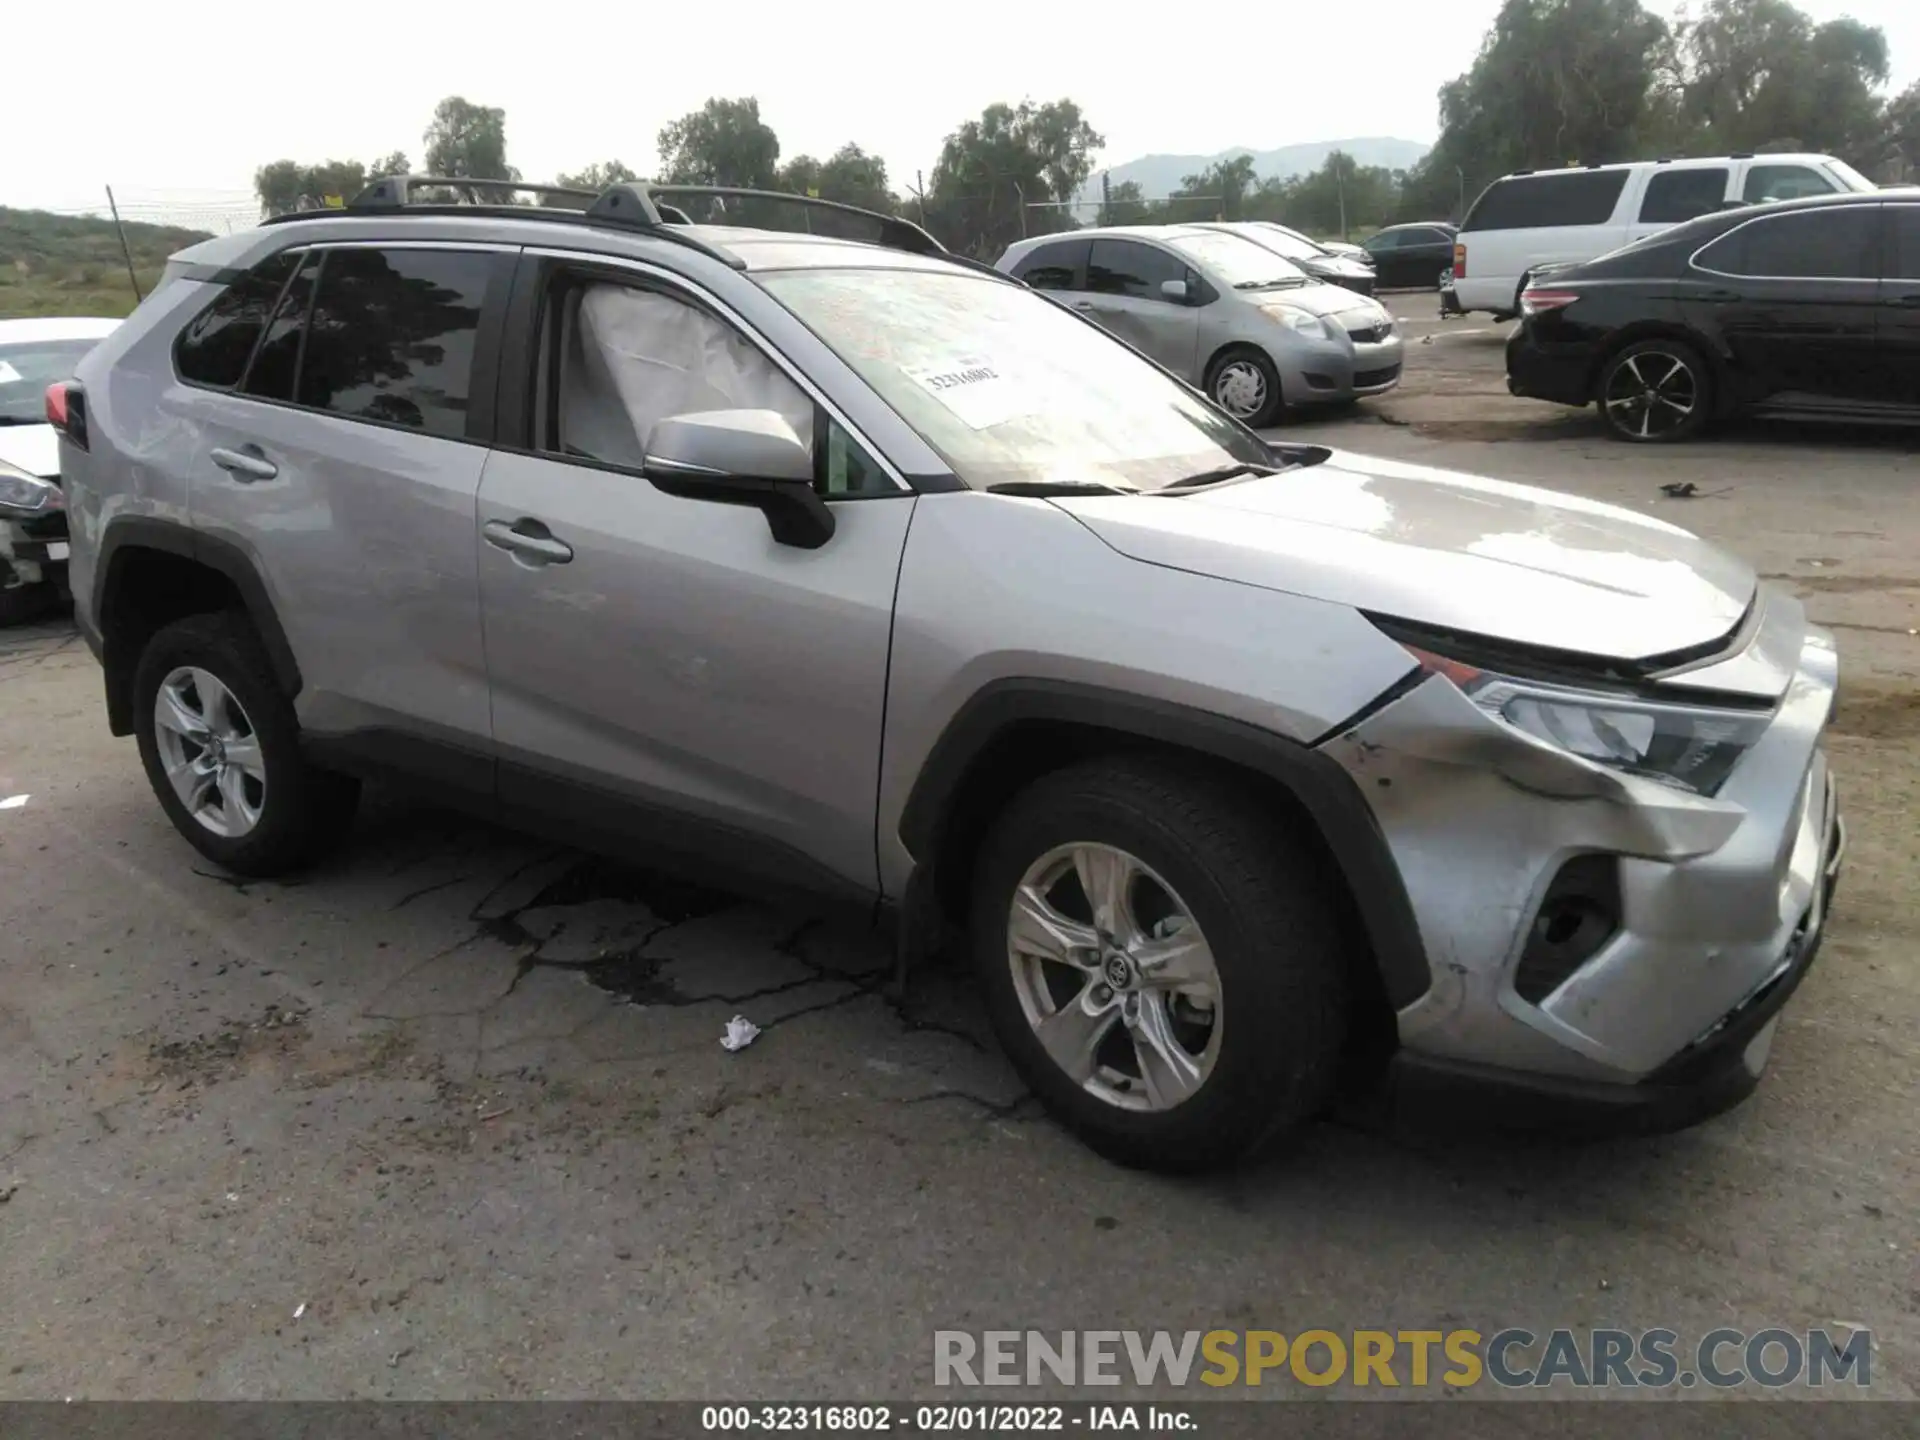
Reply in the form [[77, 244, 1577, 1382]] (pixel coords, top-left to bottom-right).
[[560, 284, 815, 468]]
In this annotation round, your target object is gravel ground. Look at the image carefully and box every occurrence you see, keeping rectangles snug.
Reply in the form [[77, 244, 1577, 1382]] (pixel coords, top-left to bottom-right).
[[0, 295, 1914, 1402]]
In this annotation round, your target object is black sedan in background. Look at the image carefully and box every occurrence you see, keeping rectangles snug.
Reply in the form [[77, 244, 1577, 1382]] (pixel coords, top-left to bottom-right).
[[1507, 191, 1920, 442], [1360, 223, 1458, 288]]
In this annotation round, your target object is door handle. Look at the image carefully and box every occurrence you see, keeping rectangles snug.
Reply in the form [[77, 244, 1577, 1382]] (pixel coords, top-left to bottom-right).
[[483, 517, 574, 565], [1072, 300, 1095, 310], [209, 445, 278, 482]]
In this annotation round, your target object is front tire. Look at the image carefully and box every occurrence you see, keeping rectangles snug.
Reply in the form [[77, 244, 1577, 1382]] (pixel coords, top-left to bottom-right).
[[133, 612, 359, 876], [1597, 338, 1712, 443], [1205, 347, 1284, 428], [970, 758, 1348, 1173]]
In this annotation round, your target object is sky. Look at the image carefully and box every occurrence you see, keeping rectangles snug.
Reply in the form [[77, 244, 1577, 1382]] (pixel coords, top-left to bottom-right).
[[7, 0, 1917, 228]]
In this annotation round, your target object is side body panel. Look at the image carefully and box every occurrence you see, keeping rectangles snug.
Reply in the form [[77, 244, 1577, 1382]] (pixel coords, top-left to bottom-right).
[[874, 490, 1417, 898]]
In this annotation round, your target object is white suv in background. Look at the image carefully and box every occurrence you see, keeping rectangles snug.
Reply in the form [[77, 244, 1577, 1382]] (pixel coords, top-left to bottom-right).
[[1450, 153, 1879, 319]]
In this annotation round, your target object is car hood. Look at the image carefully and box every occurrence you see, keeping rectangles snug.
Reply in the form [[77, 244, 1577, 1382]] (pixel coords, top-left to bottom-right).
[[1303, 253, 1374, 277], [1051, 450, 1756, 663], [0, 423, 58, 480], [1252, 281, 1383, 321]]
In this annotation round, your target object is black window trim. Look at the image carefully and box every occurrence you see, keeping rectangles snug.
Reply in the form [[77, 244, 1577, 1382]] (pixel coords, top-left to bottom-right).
[[1687, 204, 1884, 284], [491, 247, 913, 499], [171, 245, 307, 396], [235, 249, 325, 399], [173, 239, 518, 449]]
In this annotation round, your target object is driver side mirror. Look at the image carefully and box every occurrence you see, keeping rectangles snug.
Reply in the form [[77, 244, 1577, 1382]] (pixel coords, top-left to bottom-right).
[[1159, 278, 1189, 302], [642, 409, 835, 550]]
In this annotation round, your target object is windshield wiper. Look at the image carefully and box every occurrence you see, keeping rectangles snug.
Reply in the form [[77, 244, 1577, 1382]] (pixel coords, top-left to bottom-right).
[[1158, 463, 1282, 493], [987, 480, 1138, 498]]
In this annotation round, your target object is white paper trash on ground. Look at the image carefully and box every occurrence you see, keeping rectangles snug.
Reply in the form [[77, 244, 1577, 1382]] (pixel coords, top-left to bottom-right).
[[721, 1016, 761, 1052]]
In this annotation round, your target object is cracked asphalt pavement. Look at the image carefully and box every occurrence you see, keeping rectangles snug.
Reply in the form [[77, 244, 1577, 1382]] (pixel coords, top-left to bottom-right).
[[1, 293, 1916, 1401]]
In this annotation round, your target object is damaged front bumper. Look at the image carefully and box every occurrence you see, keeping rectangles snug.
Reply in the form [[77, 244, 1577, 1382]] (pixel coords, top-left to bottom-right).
[[1, 510, 71, 593], [1322, 604, 1843, 1136]]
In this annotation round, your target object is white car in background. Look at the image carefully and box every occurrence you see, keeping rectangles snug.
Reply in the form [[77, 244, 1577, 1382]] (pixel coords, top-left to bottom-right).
[[1, 317, 119, 622]]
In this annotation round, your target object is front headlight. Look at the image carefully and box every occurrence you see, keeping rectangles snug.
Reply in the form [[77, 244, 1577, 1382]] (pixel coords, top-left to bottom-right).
[[1263, 304, 1330, 340], [0, 460, 61, 515], [1403, 644, 1768, 796]]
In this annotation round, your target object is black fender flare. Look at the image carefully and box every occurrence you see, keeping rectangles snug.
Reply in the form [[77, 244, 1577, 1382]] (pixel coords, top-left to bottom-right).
[[93, 517, 301, 734], [896, 678, 1433, 1010]]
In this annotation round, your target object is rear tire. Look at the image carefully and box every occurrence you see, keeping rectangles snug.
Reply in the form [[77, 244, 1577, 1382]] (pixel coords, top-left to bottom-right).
[[1204, 347, 1284, 428], [969, 757, 1348, 1173], [133, 612, 359, 876], [1596, 338, 1713, 444]]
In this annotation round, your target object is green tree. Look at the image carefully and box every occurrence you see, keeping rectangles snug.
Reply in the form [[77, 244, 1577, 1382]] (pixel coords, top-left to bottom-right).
[[252, 158, 370, 216], [1883, 80, 1920, 182], [1096, 178, 1155, 226], [779, 143, 894, 212], [545, 160, 639, 206], [922, 99, 1104, 257], [1399, 0, 1674, 219], [423, 96, 516, 181], [369, 151, 410, 180], [1678, 0, 1889, 157], [657, 97, 782, 188]]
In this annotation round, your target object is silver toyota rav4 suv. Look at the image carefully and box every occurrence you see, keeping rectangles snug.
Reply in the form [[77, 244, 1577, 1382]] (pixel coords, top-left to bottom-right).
[[53, 179, 1843, 1173]]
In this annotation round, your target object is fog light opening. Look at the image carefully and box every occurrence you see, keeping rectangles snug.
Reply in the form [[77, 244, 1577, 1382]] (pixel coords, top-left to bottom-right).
[[1514, 855, 1622, 1005]]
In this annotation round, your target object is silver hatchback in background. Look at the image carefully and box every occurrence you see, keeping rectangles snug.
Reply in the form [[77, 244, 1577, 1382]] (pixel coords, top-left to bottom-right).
[[997, 225, 1402, 427]]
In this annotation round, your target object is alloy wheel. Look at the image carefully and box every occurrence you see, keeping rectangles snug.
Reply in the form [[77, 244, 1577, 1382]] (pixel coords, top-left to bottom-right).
[[1005, 842, 1223, 1112], [152, 666, 267, 837], [1212, 360, 1269, 420], [1604, 350, 1698, 439]]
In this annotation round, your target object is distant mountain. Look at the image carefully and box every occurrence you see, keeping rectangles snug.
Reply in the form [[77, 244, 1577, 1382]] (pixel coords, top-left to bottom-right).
[[1083, 137, 1431, 203]]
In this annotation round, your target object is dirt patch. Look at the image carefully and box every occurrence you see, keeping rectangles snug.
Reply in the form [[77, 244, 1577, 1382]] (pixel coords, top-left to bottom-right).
[[145, 1004, 310, 1087], [1831, 685, 1920, 741]]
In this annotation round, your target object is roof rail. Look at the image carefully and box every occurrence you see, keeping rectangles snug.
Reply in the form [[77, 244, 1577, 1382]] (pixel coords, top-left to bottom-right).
[[631, 184, 951, 257], [269, 175, 963, 272], [269, 173, 743, 269]]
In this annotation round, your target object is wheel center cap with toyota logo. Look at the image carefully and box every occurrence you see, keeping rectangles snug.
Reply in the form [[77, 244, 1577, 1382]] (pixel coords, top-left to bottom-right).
[[1102, 952, 1136, 991]]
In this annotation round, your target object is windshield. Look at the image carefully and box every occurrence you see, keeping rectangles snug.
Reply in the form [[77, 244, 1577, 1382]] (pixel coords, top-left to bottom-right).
[[1245, 224, 1328, 260], [1825, 158, 1877, 192], [0, 339, 96, 424], [1162, 230, 1309, 289], [759, 267, 1273, 492]]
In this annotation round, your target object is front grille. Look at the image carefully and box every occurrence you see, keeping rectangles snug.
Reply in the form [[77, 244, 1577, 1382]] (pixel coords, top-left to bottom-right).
[[18, 511, 69, 541], [1347, 322, 1394, 343], [1354, 365, 1401, 388]]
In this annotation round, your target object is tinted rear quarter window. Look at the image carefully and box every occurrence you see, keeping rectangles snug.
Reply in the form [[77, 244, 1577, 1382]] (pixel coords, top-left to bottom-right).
[[1638, 168, 1729, 225], [1695, 207, 1879, 280], [1014, 238, 1089, 290], [296, 248, 493, 439], [174, 249, 302, 388], [1464, 171, 1631, 232]]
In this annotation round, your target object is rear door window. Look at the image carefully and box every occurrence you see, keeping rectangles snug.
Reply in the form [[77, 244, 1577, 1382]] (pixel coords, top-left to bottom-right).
[[174, 249, 303, 389], [1013, 238, 1090, 291], [1694, 207, 1880, 280], [1087, 240, 1187, 300], [1890, 206, 1920, 281], [1742, 164, 1839, 204], [1638, 168, 1729, 225], [1464, 171, 1631, 231], [296, 248, 495, 439]]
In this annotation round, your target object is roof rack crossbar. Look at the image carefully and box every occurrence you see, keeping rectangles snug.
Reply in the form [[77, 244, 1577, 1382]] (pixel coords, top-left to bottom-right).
[[350, 175, 605, 209]]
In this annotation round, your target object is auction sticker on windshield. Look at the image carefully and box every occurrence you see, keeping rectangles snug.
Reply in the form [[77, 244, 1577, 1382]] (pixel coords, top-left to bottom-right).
[[902, 356, 1032, 430]]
